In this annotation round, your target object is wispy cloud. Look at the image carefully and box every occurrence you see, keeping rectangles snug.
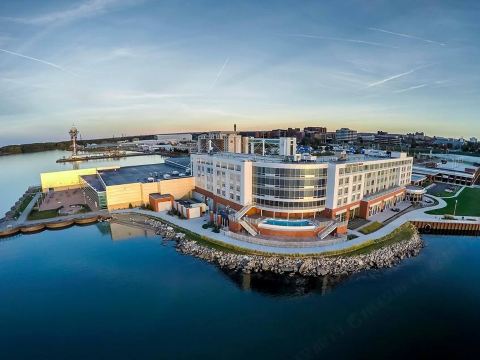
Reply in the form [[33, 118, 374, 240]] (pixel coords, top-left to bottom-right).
[[286, 34, 398, 49], [368, 27, 446, 46], [1, 0, 140, 25], [0, 48, 78, 75], [394, 84, 428, 93], [367, 65, 431, 88], [102, 91, 200, 101], [210, 57, 230, 90]]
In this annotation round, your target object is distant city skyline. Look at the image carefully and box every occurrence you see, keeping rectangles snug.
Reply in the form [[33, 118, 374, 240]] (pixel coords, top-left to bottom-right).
[[1, 0, 479, 146]]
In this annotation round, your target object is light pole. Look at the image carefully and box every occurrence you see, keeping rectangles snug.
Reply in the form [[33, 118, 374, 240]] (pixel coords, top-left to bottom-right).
[[454, 199, 458, 217]]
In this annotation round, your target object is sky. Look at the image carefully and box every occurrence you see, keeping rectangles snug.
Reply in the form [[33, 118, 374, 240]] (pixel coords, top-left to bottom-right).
[[0, 0, 479, 146]]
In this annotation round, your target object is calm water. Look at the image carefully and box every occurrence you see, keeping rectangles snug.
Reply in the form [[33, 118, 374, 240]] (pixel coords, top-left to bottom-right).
[[1, 152, 480, 359], [0, 225, 479, 359], [0, 151, 165, 216]]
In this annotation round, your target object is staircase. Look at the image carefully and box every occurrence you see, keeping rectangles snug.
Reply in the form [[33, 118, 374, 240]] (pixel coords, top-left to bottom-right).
[[234, 204, 254, 221], [238, 219, 258, 236], [317, 221, 338, 239]]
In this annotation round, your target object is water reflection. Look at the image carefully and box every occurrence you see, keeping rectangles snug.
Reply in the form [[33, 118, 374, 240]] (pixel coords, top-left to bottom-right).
[[107, 222, 155, 241], [220, 267, 349, 297], [99, 221, 349, 297]]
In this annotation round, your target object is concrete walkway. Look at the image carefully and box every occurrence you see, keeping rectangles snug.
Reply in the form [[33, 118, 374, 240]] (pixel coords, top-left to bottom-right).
[[113, 194, 480, 255], [16, 193, 41, 223]]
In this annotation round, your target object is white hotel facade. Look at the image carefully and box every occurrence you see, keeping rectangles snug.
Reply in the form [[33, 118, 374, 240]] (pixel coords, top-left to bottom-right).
[[191, 149, 413, 235]]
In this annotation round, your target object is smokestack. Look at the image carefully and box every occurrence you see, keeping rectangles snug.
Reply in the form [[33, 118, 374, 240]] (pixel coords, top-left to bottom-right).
[[234, 123, 237, 133]]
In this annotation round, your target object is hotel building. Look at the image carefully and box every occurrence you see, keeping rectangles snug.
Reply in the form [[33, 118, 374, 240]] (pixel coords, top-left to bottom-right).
[[191, 148, 413, 236]]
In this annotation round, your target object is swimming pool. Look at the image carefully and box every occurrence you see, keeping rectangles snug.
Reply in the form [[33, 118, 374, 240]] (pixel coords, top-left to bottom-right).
[[263, 219, 313, 227]]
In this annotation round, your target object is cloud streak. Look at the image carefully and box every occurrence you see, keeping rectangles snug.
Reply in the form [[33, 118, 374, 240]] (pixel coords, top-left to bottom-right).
[[0, 48, 77, 75], [368, 27, 446, 46], [1, 0, 138, 25], [286, 34, 398, 49], [210, 57, 230, 90], [367, 65, 431, 88], [394, 84, 428, 93]]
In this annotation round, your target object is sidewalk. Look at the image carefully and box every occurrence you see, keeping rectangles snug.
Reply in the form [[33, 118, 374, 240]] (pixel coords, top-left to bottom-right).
[[113, 193, 480, 255]]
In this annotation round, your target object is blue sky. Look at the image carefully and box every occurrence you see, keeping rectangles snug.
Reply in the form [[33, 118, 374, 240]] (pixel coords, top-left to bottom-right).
[[0, 0, 479, 145]]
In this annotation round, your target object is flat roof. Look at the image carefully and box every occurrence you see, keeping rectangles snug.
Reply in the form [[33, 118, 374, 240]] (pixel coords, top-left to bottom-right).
[[81, 174, 106, 192], [413, 165, 475, 178], [165, 157, 191, 169], [411, 174, 427, 182], [194, 152, 410, 165], [98, 163, 192, 186], [149, 193, 172, 199]]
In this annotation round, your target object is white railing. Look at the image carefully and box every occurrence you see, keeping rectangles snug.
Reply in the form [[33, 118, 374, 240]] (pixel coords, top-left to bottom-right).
[[317, 222, 338, 239], [223, 230, 346, 248], [238, 219, 258, 236], [234, 203, 254, 221]]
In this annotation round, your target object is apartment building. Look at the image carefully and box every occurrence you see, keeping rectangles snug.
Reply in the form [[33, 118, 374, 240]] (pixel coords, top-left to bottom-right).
[[335, 128, 358, 143]]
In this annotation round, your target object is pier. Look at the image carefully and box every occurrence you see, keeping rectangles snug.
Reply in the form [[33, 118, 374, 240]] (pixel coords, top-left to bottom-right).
[[411, 220, 480, 236]]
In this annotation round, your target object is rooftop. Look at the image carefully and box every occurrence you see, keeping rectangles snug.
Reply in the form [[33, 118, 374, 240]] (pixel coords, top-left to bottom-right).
[[82, 174, 106, 192], [165, 156, 191, 169], [411, 174, 428, 182], [149, 193, 173, 200], [98, 162, 192, 186], [413, 164, 478, 178], [194, 152, 410, 165]]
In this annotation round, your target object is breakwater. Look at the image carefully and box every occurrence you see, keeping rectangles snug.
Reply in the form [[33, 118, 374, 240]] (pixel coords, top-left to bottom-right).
[[0, 215, 108, 238], [145, 218, 424, 277]]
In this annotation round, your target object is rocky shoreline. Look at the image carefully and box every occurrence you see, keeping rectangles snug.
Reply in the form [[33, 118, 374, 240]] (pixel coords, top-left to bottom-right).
[[145, 218, 424, 277]]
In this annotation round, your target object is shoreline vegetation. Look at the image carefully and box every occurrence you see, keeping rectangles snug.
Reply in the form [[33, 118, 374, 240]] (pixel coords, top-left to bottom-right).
[[0, 134, 156, 156], [116, 215, 424, 277]]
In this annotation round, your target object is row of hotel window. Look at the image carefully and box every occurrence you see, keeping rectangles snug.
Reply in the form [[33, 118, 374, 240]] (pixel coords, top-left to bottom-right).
[[253, 198, 326, 209], [339, 160, 412, 174], [254, 167, 328, 177], [253, 177, 327, 188], [216, 188, 241, 202], [253, 187, 326, 199]]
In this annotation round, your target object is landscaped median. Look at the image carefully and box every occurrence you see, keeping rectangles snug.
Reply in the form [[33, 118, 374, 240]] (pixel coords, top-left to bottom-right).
[[358, 221, 384, 235]]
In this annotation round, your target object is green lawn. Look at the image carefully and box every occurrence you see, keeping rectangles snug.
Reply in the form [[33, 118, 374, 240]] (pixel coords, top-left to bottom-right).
[[327, 223, 417, 257], [359, 221, 384, 235], [27, 209, 59, 220], [13, 193, 35, 219], [426, 187, 480, 216]]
